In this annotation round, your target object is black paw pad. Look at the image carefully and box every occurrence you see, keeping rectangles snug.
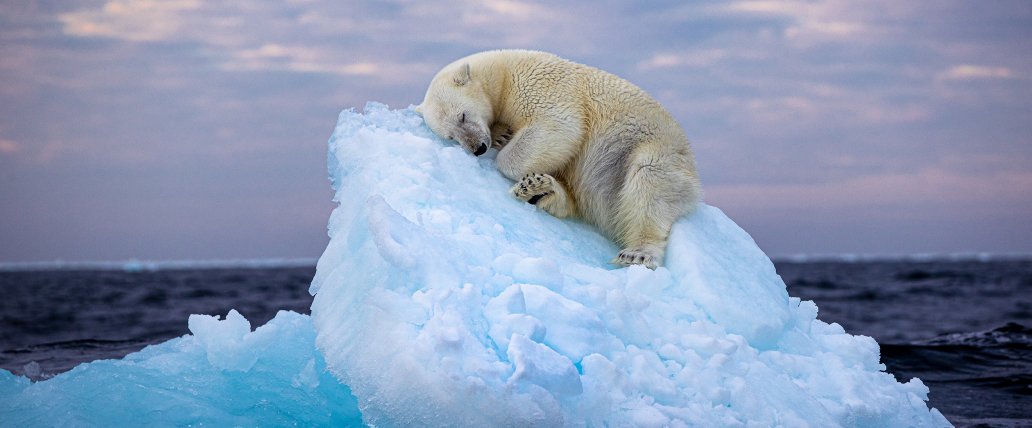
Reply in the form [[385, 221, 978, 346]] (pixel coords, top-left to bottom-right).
[[527, 192, 550, 205]]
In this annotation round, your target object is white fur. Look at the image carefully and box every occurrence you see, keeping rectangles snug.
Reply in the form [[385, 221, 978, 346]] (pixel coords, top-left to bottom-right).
[[418, 50, 701, 269]]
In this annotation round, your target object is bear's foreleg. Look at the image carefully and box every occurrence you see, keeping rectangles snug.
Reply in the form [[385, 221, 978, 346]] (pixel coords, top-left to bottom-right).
[[495, 121, 582, 181], [509, 173, 575, 218]]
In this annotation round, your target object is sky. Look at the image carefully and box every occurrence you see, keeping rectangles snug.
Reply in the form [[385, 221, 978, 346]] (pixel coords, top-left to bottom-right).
[[1, 0, 1030, 262]]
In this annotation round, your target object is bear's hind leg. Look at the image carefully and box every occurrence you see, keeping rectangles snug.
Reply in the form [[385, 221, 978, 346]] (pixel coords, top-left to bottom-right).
[[610, 196, 670, 269], [509, 173, 576, 218], [610, 145, 699, 270]]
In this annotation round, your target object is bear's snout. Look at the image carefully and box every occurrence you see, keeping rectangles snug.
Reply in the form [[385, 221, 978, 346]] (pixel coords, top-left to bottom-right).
[[457, 123, 490, 156]]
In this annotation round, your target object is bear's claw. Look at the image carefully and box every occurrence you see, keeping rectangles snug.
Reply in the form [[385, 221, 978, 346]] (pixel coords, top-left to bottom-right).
[[611, 246, 661, 270], [510, 173, 555, 204], [491, 124, 515, 149]]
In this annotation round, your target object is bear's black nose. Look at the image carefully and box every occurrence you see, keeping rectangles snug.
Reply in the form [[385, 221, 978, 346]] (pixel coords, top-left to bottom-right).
[[473, 143, 487, 156]]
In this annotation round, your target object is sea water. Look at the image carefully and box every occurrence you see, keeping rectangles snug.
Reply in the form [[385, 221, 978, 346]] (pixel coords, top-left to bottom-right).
[[2, 103, 1010, 427]]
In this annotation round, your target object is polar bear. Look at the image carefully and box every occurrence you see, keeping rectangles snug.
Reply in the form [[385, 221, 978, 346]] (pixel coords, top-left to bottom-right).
[[417, 50, 701, 269]]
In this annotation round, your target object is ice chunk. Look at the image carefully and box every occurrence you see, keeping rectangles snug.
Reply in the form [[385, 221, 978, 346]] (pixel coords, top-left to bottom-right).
[[507, 334, 583, 396], [309, 103, 953, 427], [0, 311, 362, 426], [664, 207, 793, 350], [485, 284, 547, 355], [521, 283, 609, 361], [188, 309, 276, 371], [20, 361, 46, 382], [512, 257, 563, 292]]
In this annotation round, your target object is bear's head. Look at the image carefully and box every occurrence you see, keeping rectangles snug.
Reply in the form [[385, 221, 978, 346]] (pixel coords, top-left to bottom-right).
[[416, 63, 493, 156]]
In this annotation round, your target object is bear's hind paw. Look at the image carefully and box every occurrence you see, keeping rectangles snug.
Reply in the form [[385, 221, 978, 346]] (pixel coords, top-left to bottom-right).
[[611, 247, 661, 270]]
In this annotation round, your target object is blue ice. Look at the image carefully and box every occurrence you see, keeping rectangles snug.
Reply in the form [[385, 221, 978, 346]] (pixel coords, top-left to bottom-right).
[[1, 310, 363, 426], [0, 103, 952, 427]]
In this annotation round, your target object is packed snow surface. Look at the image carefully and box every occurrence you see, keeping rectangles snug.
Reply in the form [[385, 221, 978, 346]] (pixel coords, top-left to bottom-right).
[[0, 103, 952, 427], [309, 103, 951, 427]]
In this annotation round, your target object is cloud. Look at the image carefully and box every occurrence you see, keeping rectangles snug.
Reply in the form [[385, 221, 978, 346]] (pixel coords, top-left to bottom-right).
[[3, 0, 1030, 259], [706, 165, 1032, 222], [465, 0, 555, 22], [51, 0, 572, 82], [0, 139, 20, 153], [637, 50, 727, 70], [60, 0, 201, 42], [220, 44, 441, 86], [56, 0, 568, 47], [227, 44, 389, 77], [717, 0, 872, 43], [742, 95, 930, 126], [940, 65, 1015, 80], [783, 20, 866, 40]]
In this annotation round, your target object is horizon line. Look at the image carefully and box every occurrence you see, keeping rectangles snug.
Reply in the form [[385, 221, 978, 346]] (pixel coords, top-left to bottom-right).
[[768, 252, 1032, 263], [0, 257, 320, 272], [2, 252, 1031, 272]]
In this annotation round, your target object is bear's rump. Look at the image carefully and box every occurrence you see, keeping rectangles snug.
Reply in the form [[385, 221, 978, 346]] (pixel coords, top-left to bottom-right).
[[569, 129, 639, 235]]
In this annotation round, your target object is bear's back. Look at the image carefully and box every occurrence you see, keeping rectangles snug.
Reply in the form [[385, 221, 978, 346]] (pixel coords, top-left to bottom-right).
[[474, 50, 680, 139]]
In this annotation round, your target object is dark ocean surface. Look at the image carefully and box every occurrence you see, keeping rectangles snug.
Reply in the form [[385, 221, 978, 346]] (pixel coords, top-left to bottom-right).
[[1, 260, 1030, 427]]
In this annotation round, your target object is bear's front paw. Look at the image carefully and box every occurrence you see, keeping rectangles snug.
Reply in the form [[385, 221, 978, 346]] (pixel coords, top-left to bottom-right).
[[611, 247, 661, 270], [509, 173, 555, 205], [490, 124, 515, 149]]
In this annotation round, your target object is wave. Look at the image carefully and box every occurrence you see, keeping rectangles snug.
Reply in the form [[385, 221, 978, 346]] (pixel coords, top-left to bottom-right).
[[882, 323, 1032, 426]]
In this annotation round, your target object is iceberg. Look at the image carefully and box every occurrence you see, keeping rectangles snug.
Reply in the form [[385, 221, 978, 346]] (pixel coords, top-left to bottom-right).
[[0, 102, 952, 427], [309, 103, 951, 427]]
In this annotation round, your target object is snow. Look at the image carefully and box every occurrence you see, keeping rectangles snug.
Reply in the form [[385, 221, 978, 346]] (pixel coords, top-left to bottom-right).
[[0, 102, 952, 427]]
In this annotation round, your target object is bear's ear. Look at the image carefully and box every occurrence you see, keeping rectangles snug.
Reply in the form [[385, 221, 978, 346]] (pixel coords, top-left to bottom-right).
[[452, 63, 471, 86], [414, 103, 424, 115]]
